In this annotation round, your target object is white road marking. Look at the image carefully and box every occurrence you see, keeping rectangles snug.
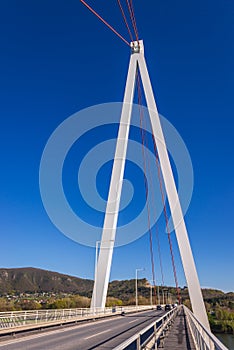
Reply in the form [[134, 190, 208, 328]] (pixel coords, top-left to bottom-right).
[[84, 328, 112, 340], [128, 319, 138, 324], [0, 316, 121, 347], [0, 310, 152, 347], [0, 328, 72, 347]]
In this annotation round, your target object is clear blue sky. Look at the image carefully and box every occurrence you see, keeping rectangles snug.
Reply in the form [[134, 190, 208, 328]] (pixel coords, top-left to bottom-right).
[[0, 1, 233, 292]]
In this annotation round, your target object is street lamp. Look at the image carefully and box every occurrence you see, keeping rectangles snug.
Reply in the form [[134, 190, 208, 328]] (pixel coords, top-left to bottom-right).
[[157, 285, 160, 305], [168, 292, 171, 304], [135, 268, 144, 308], [150, 284, 153, 306], [149, 280, 155, 306], [163, 288, 168, 304]]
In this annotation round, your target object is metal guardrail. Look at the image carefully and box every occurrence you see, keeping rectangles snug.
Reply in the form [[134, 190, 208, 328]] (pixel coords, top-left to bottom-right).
[[113, 306, 178, 350], [184, 305, 229, 350], [1, 305, 228, 350], [113, 306, 229, 350], [0, 305, 153, 334]]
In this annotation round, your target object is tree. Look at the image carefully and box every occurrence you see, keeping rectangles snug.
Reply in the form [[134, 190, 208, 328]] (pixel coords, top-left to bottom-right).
[[106, 297, 123, 307], [216, 308, 224, 320]]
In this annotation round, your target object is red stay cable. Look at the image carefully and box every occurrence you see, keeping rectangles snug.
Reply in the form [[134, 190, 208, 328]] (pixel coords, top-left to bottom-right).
[[135, 67, 180, 303], [117, 0, 134, 42], [80, 0, 130, 46], [126, 0, 139, 41], [155, 223, 165, 287], [129, 0, 139, 41], [151, 136, 181, 304], [136, 68, 157, 304]]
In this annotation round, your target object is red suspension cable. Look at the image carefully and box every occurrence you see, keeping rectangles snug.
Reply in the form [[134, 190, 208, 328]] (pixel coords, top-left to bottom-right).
[[117, 0, 134, 42], [126, 0, 139, 41], [136, 68, 157, 304], [151, 136, 181, 304], [137, 90, 165, 290], [138, 101, 165, 289], [129, 0, 139, 41], [135, 67, 180, 304], [155, 224, 165, 287], [80, 0, 130, 46]]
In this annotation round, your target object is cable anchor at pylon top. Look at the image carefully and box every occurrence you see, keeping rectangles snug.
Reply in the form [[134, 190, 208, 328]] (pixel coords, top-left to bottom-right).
[[130, 40, 144, 54]]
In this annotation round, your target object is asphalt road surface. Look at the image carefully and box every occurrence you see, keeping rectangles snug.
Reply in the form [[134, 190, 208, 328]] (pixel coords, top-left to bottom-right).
[[0, 309, 166, 350]]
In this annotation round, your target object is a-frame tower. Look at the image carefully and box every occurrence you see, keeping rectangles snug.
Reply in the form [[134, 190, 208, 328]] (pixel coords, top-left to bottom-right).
[[91, 40, 210, 330]]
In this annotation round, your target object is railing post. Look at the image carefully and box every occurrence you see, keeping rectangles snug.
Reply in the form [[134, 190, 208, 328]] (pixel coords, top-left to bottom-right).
[[136, 335, 141, 350], [154, 323, 157, 349], [10, 311, 13, 326], [23, 311, 26, 325]]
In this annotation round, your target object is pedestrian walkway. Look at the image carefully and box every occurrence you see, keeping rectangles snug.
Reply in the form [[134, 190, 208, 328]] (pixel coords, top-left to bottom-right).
[[162, 307, 196, 350]]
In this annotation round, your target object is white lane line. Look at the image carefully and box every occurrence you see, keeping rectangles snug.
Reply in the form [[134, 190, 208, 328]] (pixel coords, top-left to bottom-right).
[[0, 316, 120, 347], [0, 311, 152, 347], [0, 328, 70, 347], [128, 319, 138, 324], [84, 328, 112, 340]]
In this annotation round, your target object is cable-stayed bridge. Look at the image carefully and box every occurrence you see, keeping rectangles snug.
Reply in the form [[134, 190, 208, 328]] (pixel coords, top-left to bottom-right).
[[0, 2, 229, 349]]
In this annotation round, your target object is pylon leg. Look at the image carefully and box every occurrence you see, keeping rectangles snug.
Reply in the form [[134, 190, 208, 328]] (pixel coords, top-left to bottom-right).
[[137, 51, 209, 330], [90, 52, 138, 310]]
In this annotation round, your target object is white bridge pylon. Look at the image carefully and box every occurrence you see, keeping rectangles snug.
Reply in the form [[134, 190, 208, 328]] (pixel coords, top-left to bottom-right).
[[91, 40, 210, 330]]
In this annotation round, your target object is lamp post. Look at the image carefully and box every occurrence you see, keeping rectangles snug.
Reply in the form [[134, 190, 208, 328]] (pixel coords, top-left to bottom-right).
[[163, 288, 168, 304], [135, 268, 144, 308], [162, 288, 166, 305], [149, 280, 155, 306], [168, 292, 171, 304], [157, 285, 160, 305], [150, 284, 153, 306]]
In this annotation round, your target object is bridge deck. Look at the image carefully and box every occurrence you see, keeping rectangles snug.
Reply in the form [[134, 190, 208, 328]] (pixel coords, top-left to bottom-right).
[[161, 307, 196, 350]]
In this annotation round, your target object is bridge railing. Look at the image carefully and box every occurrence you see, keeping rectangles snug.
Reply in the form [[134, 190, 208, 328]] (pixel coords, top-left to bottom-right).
[[183, 305, 229, 350], [113, 306, 229, 350], [0, 305, 153, 333], [113, 306, 178, 350]]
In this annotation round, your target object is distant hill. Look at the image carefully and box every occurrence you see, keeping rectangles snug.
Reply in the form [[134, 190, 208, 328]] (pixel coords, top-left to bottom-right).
[[0, 267, 152, 300], [0, 267, 93, 295], [0, 267, 232, 303]]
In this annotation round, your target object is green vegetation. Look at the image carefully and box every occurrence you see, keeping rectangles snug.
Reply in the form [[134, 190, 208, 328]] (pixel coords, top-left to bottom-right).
[[205, 290, 234, 334], [208, 311, 234, 334], [182, 288, 234, 334], [0, 293, 91, 311], [0, 267, 233, 333]]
